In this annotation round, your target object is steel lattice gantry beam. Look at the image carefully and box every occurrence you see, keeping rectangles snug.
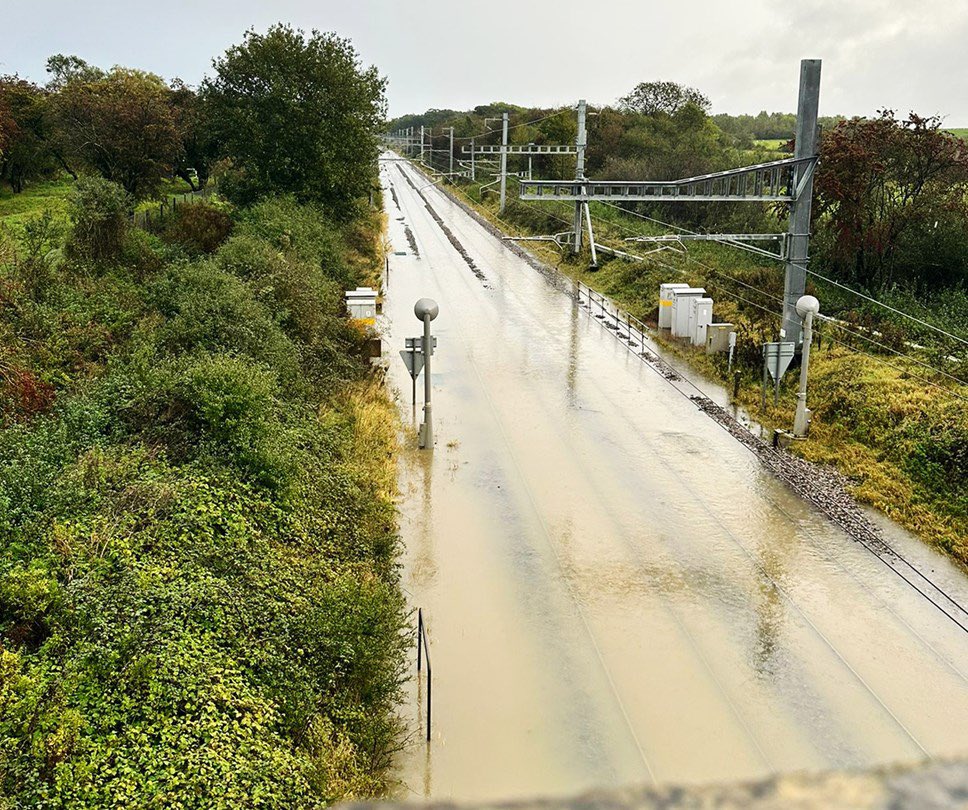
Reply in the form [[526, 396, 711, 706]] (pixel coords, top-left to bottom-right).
[[624, 232, 789, 261], [518, 155, 817, 203], [462, 144, 578, 155]]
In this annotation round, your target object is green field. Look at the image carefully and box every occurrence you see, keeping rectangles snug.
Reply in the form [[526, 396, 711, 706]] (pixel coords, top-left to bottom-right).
[[1, 175, 200, 237], [0, 177, 74, 229], [947, 128, 968, 140], [753, 138, 785, 150]]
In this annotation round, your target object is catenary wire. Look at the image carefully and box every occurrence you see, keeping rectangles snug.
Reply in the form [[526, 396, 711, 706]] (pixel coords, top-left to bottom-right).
[[400, 157, 968, 631], [596, 200, 968, 348]]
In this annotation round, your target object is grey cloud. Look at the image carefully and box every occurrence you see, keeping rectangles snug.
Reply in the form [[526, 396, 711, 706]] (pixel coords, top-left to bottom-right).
[[2, 0, 966, 123]]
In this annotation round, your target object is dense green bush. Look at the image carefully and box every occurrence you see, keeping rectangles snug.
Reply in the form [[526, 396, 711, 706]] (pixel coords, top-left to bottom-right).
[[235, 196, 355, 289], [147, 261, 300, 383], [0, 178, 405, 806], [162, 200, 234, 256], [0, 438, 405, 805], [12, 210, 64, 300], [215, 202, 367, 391], [65, 177, 131, 264]]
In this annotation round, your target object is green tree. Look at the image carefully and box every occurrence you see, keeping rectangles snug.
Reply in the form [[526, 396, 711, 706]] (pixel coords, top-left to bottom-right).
[[0, 77, 59, 192], [202, 25, 386, 214], [814, 110, 968, 291], [46, 66, 180, 199], [618, 80, 710, 117], [44, 53, 104, 89], [0, 92, 13, 157], [586, 102, 729, 181], [170, 80, 216, 190]]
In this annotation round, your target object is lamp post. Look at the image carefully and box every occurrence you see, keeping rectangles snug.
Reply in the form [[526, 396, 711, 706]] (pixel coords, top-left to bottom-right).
[[793, 294, 820, 437], [415, 298, 439, 449]]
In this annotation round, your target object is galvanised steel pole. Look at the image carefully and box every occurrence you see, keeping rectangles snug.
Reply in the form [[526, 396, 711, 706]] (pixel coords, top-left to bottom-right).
[[420, 125, 425, 164], [470, 137, 476, 182], [782, 59, 821, 350], [573, 99, 587, 254], [448, 127, 454, 177], [499, 113, 509, 214]]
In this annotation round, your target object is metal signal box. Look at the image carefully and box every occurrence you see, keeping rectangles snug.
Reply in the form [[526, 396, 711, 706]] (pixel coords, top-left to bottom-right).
[[689, 298, 714, 346], [345, 287, 378, 324], [670, 288, 706, 338], [658, 283, 690, 329]]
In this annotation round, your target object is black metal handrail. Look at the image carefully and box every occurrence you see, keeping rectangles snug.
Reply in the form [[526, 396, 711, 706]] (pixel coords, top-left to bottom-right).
[[577, 280, 653, 356], [416, 607, 432, 742]]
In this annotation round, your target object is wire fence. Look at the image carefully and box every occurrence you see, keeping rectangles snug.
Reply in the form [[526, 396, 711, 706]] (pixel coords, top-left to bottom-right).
[[131, 183, 217, 230]]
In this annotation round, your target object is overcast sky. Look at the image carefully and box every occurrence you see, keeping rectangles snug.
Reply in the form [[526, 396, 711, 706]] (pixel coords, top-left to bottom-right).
[[3, 0, 967, 124]]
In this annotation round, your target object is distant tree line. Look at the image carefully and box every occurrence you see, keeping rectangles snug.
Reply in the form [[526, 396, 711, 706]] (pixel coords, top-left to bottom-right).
[[390, 81, 968, 293], [712, 111, 844, 145], [0, 25, 386, 217]]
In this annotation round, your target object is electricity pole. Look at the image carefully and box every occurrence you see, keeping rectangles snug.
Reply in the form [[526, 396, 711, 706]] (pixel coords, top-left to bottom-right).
[[470, 137, 476, 181], [782, 59, 821, 350], [573, 99, 587, 254], [419, 125, 425, 164], [499, 113, 509, 214]]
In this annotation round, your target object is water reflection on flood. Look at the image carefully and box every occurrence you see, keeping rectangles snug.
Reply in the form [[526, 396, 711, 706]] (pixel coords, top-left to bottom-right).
[[380, 160, 968, 802]]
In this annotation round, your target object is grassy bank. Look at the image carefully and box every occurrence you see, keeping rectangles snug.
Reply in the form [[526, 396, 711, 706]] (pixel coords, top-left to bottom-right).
[[0, 183, 406, 806], [0, 175, 200, 239], [0, 178, 75, 231], [418, 163, 968, 565]]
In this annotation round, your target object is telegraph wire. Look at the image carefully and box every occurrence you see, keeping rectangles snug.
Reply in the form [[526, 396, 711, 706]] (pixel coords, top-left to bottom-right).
[[410, 162, 968, 399], [806, 268, 968, 348], [586, 199, 967, 382], [596, 200, 968, 349], [451, 107, 573, 142]]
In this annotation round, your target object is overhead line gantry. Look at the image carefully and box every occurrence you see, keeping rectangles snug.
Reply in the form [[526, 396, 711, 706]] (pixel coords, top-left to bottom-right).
[[516, 60, 822, 348]]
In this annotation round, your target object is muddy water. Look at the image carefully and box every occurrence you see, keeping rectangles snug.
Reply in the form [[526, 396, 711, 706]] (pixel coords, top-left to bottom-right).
[[379, 158, 968, 802]]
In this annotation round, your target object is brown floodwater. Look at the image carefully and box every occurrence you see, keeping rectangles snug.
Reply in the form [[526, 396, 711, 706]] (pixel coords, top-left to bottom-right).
[[379, 157, 968, 803]]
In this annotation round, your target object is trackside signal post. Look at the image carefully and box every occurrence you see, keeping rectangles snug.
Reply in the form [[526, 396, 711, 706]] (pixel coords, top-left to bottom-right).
[[415, 298, 439, 449]]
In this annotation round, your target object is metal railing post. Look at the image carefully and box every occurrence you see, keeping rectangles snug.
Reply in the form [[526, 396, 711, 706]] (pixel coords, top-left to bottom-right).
[[416, 607, 432, 742], [417, 608, 423, 672]]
